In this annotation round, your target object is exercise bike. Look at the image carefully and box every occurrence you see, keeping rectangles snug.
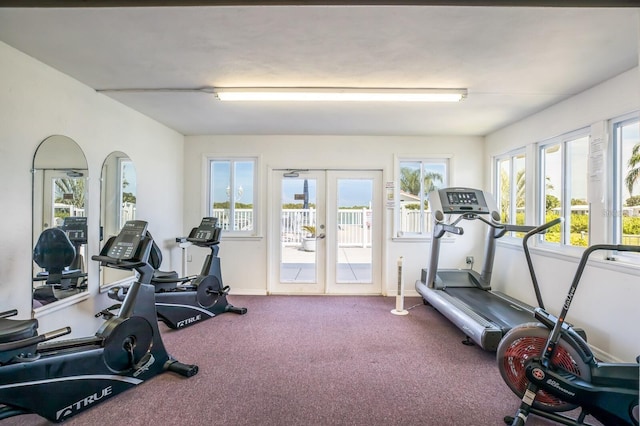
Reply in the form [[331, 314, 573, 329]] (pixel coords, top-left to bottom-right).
[[104, 217, 247, 329], [0, 220, 198, 423], [497, 234, 640, 426]]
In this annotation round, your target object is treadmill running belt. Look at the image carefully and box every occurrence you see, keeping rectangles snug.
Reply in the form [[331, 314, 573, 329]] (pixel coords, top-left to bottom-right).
[[443, 287, 534, 330]]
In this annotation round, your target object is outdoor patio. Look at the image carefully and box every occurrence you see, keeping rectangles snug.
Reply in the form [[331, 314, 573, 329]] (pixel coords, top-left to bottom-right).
[[280, 245, 372, 283]]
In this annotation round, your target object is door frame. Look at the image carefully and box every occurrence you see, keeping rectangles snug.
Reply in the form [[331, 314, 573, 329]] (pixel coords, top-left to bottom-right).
[[267, 167, 383, 295]]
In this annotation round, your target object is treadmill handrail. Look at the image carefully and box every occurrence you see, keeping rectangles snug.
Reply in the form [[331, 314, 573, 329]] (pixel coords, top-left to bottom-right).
[[433, 223, 464, 238]]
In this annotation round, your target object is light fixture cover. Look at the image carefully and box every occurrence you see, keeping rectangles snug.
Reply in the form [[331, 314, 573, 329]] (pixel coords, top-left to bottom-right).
[[214, 87, 467, 102]]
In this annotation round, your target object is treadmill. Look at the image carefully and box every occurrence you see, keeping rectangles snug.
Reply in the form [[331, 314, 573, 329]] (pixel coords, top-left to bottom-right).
[[415, 187, 540, 351]]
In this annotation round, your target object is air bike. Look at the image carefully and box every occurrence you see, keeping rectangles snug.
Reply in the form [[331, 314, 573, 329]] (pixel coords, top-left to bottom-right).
[[0, 220, 198, 423], [103, 217, 247, 329], [498, 232, 639, 425]]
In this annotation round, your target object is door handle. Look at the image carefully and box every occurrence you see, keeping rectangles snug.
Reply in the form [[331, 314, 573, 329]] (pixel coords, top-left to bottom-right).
[[316, 234, 326, 239]]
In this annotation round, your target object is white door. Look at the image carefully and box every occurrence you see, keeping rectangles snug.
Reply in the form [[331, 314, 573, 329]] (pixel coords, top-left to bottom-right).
[[269, 169, 381, 295]]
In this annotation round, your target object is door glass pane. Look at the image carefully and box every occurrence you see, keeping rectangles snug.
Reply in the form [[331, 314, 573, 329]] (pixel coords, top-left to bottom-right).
[[280, 177, 317, 282], [336, 179, 372, 283]]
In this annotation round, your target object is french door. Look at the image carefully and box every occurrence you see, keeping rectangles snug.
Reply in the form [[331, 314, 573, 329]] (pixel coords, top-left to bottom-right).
[[269, 169, 381, 295]]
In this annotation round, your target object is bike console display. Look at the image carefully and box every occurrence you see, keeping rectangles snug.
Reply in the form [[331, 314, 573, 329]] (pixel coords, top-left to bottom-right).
[[188, 217, 220, 244], [60, 216, 87, 244], [107, 220, 148, 260]]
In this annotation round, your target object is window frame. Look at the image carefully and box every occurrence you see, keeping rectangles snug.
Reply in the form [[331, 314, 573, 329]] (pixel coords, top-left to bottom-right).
[[206, 156, 259, 237], [117, 157, 135, 229], [394, 155, 450, 239], [537, 127, 590, 248], [610, 112, 640, 262], [493, 148, 526, 238]]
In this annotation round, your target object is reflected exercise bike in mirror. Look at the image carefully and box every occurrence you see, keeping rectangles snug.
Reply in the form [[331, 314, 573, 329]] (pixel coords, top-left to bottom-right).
[[101, 217, 247, 329], [32, 135, 89, 308], [99, 151, 137, 289], [33, 217, 88, 307]]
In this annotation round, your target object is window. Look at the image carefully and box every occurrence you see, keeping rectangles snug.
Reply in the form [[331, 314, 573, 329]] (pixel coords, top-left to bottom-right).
[[612, 114, 640, 246], [494, 150, 525, 235], [209, 158, 257, 234], [118, 158, 136, 229], [397, 158, 448, 236], [539, 130, 589, 246]]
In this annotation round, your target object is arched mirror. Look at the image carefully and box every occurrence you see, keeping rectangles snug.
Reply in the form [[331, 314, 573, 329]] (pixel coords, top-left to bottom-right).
[[99, 151, 137, 288], [32, 135, 89, 309]]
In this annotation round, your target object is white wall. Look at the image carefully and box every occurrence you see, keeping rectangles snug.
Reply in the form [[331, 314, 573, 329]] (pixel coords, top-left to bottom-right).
[[183, 135, 484, 297], [0, 41, 185, 337], [485, 67, 640, 362], [4, 33, 637, 362]]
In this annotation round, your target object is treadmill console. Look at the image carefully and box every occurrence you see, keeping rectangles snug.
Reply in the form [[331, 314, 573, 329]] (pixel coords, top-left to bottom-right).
[[429, 187, 501, 222], [107, 220, 148, 260], [441, 189, 487, 213], [188, 217, 220, 244], [60, 216, 87, 244]]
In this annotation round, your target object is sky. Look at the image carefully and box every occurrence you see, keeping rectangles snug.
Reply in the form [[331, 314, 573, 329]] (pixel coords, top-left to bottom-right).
[[282, 178, 373, 208]]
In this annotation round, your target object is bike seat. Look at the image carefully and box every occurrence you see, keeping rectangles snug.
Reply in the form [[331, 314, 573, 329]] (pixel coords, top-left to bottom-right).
[[0, 317, 38, 344], [33, 228, 76, 284], [151, 270, 181, 292], [153, 270, 179, 281]]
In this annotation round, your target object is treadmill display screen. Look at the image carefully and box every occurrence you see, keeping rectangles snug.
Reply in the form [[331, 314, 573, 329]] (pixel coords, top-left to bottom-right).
[[446, 191, 479, 206]]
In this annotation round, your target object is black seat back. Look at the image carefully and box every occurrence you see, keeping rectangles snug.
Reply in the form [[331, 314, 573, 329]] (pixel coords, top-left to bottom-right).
[[33, 228, 76, 283], [148, 236, 162, 270]]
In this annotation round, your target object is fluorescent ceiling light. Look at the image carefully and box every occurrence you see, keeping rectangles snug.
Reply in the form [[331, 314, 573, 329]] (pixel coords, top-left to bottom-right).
[[214, 88, 467, 102]]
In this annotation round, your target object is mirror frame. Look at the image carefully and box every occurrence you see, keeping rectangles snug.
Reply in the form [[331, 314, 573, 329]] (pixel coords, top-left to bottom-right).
[[32, 135, 89, 311], [99, 151, 137, 289]]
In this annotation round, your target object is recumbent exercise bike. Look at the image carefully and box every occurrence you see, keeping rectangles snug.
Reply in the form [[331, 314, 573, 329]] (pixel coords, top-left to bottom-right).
[[0, 220, 198, 423], [497, 230, 639, 426], [103, 217, 247, 329]]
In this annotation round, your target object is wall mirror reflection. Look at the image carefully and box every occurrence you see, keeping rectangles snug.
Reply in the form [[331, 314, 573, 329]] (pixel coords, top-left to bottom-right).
[[99, 151, 137, 287], [32, 135, 89, 309]]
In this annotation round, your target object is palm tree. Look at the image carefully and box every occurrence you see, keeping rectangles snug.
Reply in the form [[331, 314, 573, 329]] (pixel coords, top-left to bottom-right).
[[499, 168, 526, 221], [55, 178, 85, 208], [400, 167, 443, 196], [625, 143, 640, 195]]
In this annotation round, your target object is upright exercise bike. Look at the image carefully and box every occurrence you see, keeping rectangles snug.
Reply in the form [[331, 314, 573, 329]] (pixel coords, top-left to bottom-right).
[[0, 220, 198, 423], [106, 217, 247, 329], [497, 236, 639, 425]]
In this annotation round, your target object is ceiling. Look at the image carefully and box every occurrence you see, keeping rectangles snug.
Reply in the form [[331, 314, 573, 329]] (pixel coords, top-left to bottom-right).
[[0, 5, 638, 136]]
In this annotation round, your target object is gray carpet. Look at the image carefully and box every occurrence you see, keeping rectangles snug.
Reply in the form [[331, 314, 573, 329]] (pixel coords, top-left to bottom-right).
[[3, 295, 597, 425]]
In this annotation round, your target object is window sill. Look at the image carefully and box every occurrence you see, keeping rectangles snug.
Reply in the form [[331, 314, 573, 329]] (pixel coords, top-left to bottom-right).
[[496, 239, 640, 276], [392, 235, 456, 243], [221, 235, 263, 241]]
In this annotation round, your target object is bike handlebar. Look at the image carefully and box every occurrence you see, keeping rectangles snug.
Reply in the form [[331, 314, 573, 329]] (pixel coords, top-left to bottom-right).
[[524, 217, 563, 240], [522, 217, 564, 310]]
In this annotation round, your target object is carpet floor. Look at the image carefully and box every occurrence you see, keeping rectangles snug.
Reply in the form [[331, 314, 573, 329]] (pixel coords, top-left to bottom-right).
[[3, 295, 601, 425]]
